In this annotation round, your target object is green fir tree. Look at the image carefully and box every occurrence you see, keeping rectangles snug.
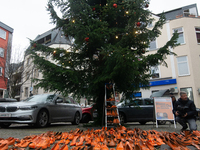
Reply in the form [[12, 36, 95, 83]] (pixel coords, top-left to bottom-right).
[[30, 0, 178, 125]]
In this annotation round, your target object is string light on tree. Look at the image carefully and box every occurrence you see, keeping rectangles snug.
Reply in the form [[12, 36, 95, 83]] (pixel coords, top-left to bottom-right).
[[125, 11, 129, 14], [72, 20, 75, 23], [115, 35, 118, 39], [53, 50, 56, 56]]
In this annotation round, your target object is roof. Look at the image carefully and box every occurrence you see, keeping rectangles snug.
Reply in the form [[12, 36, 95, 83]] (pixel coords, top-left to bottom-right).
[[157, 4, 197, 15], [34, 28, 72, 46], [156, 4, 198, 21], [0, 21, 14, 33]]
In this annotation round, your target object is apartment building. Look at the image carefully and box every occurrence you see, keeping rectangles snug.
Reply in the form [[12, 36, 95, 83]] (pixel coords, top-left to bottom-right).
[[139, 4, 200, 107], [20, 28, 72, 100], [0, 21, 13, 98]]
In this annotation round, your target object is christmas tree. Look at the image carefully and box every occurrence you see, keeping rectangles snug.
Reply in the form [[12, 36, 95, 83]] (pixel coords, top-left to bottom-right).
[[30, 0, 178, 125]]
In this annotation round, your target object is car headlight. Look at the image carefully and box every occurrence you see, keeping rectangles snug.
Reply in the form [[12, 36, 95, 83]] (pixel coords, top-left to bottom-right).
[[18, 106, 38, 110]]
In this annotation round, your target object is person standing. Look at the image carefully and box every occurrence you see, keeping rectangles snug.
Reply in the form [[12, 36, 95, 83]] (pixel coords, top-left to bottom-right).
[[173, 91, 197, 132], [170, 93, 176, 108]]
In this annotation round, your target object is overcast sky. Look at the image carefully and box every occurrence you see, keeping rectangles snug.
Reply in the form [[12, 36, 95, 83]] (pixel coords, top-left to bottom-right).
[[0, 0, 200, 52]]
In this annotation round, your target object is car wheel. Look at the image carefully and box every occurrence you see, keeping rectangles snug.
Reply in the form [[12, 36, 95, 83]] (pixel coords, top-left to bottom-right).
[[119, 113, 126, 125], [0, 123, 11, 128], [139, 121, 146, 125], [72, 112, 80, 125], [81, 114, 90, 123], [158, 120, 166, 125], [36, 110, 49, 127]]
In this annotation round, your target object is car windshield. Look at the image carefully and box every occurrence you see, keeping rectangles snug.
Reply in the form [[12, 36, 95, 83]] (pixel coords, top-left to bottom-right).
[[23, 95, 55, 102]]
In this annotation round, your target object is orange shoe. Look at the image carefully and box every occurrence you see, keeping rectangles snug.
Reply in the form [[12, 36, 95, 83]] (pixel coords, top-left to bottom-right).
[[0, 143, 8, 150], [108, 137, 116, 147], [111, 105, 117, 108], [51, 142, 60, 150], [76, 136, 85, 146], [60, 144, 68, 150], [100, 143, 109, 150], [93, 143, 101, 150], [125, 141, 133, 150], [116, 141, 124, 150], [70, 136, 79, 146]]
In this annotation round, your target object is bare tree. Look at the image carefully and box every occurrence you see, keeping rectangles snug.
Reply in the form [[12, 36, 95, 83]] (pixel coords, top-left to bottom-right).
[[0, 45, 32, 100]]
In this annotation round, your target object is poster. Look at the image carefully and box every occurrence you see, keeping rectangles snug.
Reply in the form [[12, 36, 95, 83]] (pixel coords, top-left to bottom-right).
[[154, 97, 174, 120]]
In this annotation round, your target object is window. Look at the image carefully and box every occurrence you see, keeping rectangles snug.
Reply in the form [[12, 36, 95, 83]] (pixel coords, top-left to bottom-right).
[[26, 72, 29, 80], [0, 29, 6, 39], [27, 57, 31, 65], [147, 22, 153, 28], [173, 27, 185, 44], [0, 48, 4, 57], [183, 7, 197, 17], [37, 34, 51, 45], [65, 97, 72, 103], [60, 53, 64, 57], [24, 87, 28, 97], [150, 65, 160, 78], [34, 69, 39, 78], [177, 56, 190, 76], [195, 28, 200, 44], [148, 39, 157, 50], [0, 67, 2, 76], [180, 87, 194, 101]]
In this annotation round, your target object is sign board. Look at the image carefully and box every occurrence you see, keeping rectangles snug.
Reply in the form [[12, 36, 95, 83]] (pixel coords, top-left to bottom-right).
[[30, 87, 33, 92], [154, 97, 176, 128]]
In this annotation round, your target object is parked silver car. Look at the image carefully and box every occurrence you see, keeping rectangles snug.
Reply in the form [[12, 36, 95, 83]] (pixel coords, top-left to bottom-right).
[[0, 94, 82, 128]]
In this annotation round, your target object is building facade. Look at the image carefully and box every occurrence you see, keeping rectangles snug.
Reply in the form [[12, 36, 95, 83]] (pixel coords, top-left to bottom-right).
[[139, 4, 200, 107], [0, 21, 13, 98], [20, 28, 72, 100]]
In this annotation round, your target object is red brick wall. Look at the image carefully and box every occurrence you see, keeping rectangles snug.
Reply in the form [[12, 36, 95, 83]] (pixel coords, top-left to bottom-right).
[[0, 27, 9, 89]]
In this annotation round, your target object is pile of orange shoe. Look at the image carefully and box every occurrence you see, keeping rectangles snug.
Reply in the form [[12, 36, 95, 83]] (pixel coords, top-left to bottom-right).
[[1, 126, 200, 149]]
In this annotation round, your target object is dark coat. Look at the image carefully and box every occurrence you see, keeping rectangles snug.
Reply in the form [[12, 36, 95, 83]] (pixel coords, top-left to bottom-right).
[[173, 98, 196, 119]]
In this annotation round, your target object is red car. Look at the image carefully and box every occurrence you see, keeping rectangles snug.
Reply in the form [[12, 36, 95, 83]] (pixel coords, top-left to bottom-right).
[[81, 104, 96, 123]]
